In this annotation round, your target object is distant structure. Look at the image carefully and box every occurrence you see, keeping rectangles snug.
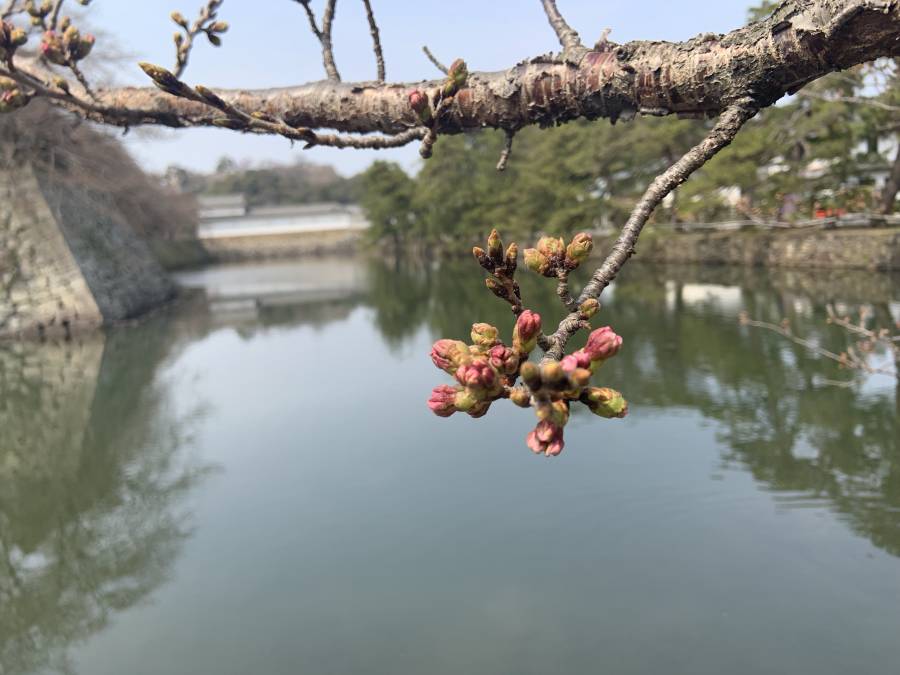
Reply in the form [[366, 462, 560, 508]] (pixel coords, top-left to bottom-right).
[[195, 195, 369, 260], [0, 165, 174, 338]]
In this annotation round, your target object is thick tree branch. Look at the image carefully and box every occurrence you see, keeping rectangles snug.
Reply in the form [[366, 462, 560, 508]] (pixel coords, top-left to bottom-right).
[[20, 0, 895, 143]]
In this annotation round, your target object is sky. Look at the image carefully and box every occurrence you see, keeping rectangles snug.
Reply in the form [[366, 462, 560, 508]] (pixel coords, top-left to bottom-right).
[[79, 0, 754, 177]]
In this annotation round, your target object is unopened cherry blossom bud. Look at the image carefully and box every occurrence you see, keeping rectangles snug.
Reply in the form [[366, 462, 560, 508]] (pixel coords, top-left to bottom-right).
[[484, 277, 509, 300], [541, 361, 564, 385], [455, 358, 497, 390], [40, 31, 66, 65], [467, 400, 492, 418], [443, 58, 468, 97], [170, 11, 188, 27], [427, 385, 459, 417], [561, 348, 592, 373], [584, 326, 622, 363], [519, 361, 542, 390], [566, 232, 593, 266], [523, 248, 551, 276], [408, 89, 432, 124], [504, 242, 518, 272], [568, 367, 592, 388], [430, 338, 469, 374], [472, 245, 492, 271], [509, 386, 531, 408], [488, 344, 518, 374], [471, 322, 500, 348], [537, 236, 565, 258], [526, 419, 565, 456], [583, 387, 628, 418], [512, 310, 541, 355], [487, 228, 503, 263], [579, 298, 599, 317]]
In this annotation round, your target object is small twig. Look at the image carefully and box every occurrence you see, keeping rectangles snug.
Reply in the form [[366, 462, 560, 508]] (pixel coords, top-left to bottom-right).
[[555, 269, 577, 312], [0, 0, 19, 19], [295, 0, 340, 81], [496, 129, 515, 171], [67, 61, 96, 100], [422, 45, 448, 74], [419, 127, 438, 158], [361, 0, 384, 82], [173, 0, 226, 79], [542, 99, 758, 360], [49, 0, 65, 30], [540, 0, 587, 62], [739, 314, 895, 377]]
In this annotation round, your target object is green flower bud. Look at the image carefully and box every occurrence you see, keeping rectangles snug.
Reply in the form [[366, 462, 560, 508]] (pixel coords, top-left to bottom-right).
[[470, 322, 500, 348], [541, 361, 564, 385], [487, 228, 503, 263], [509, 386, 531, 408], [582, 387, 628, 418], [537, 236, 565, 258], [504, 242, 518, 273], [523, 248, 550, 276], [565, 232, 593, 266], [519, 361, 542, 391], [579, 298, 600, 317]]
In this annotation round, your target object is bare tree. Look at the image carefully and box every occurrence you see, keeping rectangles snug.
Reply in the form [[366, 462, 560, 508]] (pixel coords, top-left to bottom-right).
[[1, 0, 898, 455]]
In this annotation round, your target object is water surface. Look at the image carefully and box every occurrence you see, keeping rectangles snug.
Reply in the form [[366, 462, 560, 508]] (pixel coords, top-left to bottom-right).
[[1, 259, 898, 675]]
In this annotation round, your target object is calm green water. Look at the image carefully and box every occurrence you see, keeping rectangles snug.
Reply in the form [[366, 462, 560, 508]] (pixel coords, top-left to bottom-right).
[[1, 258, 898, 675]]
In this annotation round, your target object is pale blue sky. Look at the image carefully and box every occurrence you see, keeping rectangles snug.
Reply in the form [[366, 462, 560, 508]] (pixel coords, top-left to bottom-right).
[[83, 0, 754, 176]]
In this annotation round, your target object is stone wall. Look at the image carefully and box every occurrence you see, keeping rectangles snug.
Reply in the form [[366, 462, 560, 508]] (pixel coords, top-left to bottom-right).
[[0, 165, 174, 337], [611, 227, 900, 270]]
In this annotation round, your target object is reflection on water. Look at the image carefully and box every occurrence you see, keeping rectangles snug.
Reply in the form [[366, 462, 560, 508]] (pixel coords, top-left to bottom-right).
[[0, 257, 897, 675], [0, 326, 210, 675]]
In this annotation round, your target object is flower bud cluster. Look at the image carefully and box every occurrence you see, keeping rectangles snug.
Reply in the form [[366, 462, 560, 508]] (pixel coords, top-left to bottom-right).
[[41, 25, 94, 65], [520, 325, 625, 457], [0, 77, 28, 114], [428, 312, 627, 457], [524, 232, 594, 277], [473, 229, 522, 311], [427, 311, 543, 420], [0, 20, 28, 62]]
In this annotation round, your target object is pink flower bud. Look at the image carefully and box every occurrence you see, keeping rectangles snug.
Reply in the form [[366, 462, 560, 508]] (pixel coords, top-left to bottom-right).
[[430, 339, 469, 374], [526, 420, 565, 456], [561, 349, 592, 373], [584, 326, 622, 362], [488, 344, 518, 374], [427, 385, 459, 417], [513, 310, 542, 355], [455, 358, 497, 390], [408, 89, 432, 124]]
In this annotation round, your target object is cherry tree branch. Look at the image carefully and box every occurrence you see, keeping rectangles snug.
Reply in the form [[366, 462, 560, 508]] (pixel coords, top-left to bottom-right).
[[542, 99, 758, 359], [540, 0, 587, 62], [361, 0, 385, 82], [295, 0, 340, 81]]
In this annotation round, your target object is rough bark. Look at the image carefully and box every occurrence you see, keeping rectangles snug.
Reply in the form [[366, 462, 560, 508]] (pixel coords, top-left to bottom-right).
[[24, 0, 900, 139]]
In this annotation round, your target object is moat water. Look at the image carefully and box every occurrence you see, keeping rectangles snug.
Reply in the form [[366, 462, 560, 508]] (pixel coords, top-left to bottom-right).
[[1, 259, 898, 675]]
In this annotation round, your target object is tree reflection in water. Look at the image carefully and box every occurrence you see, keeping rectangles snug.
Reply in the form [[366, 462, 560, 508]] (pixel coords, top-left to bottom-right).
[[364, 258, 899, 557], [0, 324, 210, 675]]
